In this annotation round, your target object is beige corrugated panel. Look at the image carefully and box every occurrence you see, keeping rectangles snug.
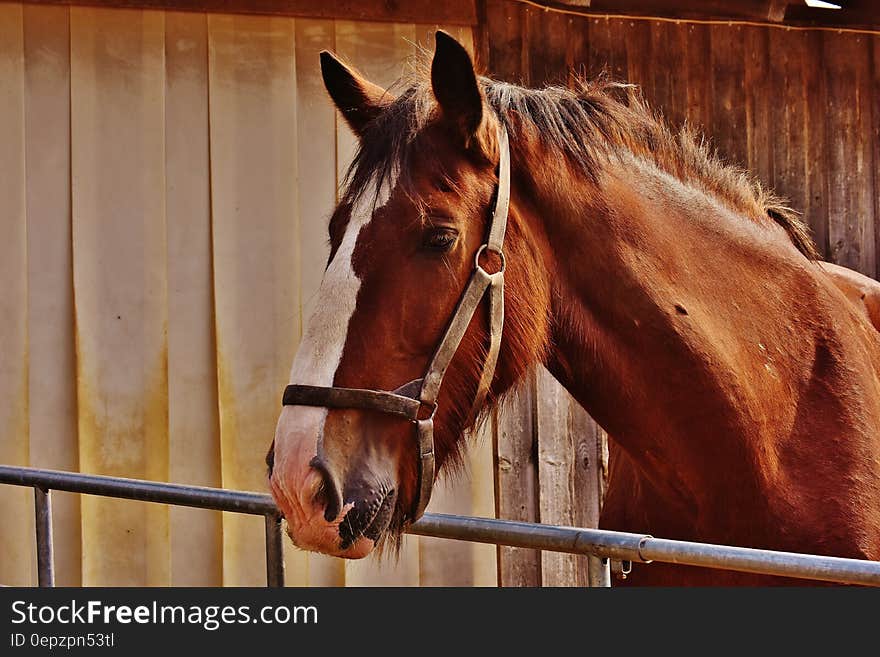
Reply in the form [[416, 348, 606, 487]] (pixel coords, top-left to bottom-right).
[[165, 11, 223, 586], [70, 7, 170, 586], [0, 4, 494, 586], [0, 2, 34, 588], [207, 13, 302, 587], [23, 4, 81, 586]]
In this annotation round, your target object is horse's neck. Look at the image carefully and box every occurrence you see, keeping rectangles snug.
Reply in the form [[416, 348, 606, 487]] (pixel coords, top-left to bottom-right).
[[528, 154, 818, 523]]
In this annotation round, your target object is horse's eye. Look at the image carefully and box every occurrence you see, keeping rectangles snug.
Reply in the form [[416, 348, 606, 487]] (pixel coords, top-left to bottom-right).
[[423, 228, 458, 252]]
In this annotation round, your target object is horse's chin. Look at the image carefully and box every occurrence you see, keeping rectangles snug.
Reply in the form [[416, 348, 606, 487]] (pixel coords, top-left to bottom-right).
[[335, 536, 376, 559], [285, 522, 377, 559]]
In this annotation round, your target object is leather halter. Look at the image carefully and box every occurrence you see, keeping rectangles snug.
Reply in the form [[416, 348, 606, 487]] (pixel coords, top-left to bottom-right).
[[282, 125, 511, 523]]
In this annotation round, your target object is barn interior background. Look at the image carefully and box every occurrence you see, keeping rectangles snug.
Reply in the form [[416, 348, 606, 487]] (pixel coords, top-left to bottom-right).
[[0, 0, 877, 587]]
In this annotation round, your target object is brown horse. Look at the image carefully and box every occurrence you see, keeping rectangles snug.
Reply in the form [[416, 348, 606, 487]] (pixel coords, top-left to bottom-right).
[[268, 31, 880, 584]]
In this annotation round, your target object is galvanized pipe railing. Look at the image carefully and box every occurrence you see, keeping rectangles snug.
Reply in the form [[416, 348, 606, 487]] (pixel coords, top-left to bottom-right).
[[0, 466, 284, 588], [3, 465, 880, 587]]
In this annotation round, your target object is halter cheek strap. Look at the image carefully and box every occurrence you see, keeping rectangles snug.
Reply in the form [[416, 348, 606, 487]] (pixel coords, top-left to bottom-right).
[[282, 124, 511, 523]]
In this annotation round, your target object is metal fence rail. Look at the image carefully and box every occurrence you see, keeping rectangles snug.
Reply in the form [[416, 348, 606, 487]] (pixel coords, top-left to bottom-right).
[[2, 465, 880, 587]]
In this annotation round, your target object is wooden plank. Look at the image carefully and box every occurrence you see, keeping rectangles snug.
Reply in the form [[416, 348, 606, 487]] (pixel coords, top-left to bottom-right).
[[648, 19, 687, 131], [803, 29, 828, 258], [784, 5, 880, 31], [686, 22, 712, 139], [534, 368, 583, 586], [566, 13, 589, 84], [70, 6, 169, 585], [569, 399, 607, 529], [743, 25, 772, 187], [623, 18, 650, 94], [485, 0, 525, 84], [207, 12, 299, 586], [570, 395, 608, 585], [469, 411, 499, 586], [526, 4, 567, 87], [165, 10, 223, 586], [708, 23, 746, 166], [588, 0, 793, 22], [872, 35, 880, 280], [587, 16, 627, 83], [0, 2, 35, 587], [11, 0, 478, 25], [823, 30, 876, 275], [292, 17, 344, 588], [768, 27, 808, 235], [22, 3, 81, 586], [493, 377, 541, 586]]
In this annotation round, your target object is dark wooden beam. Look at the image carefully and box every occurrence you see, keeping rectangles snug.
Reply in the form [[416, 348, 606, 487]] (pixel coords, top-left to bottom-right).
[[530, 1, 879, 30], [785, 4, 879, 30], [586, 0, 776, 22], [4, 0, 478, 25]]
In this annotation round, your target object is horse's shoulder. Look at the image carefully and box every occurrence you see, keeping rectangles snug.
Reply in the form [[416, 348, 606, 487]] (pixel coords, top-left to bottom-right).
[[818, 261, 880, 333]]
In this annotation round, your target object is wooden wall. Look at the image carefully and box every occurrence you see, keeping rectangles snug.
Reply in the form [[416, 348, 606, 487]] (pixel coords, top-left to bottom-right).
[[477, 0, 880, 586], [1, 0, 878, 588], [479, 1, 879, 278]]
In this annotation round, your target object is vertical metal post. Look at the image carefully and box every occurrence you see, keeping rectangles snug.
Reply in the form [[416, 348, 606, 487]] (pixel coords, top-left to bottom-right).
[[34, 487, 55, 587], [264, 512, 285, 588], [587, 555, 611, 587]]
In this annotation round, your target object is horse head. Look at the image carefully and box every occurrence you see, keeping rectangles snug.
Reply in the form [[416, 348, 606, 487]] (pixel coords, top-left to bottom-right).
[[267, 31, 552, 557]]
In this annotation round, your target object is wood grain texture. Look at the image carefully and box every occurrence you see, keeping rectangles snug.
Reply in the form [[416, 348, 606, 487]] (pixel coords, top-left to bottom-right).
[[803, 29, 828, 257], [566, 14, 588, 84], [686, 22, 712, 135], [526, 4, 567, 87], [708, 23, 745, 166], [769, 28, 808, 237], [743, 25, 772, 188], [873, 36, 880, 280], [535, 368, 582, 586], [649, 19, 687, 130], [823, 31, 876, 275], [485, 0, 525, 84], [623, 17, 650, 91], [10, 0, 477, 25], [493, 379, 541, 586], [587, 16, 626, 83]]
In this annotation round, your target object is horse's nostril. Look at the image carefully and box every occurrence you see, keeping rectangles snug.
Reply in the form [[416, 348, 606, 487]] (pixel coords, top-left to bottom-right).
[[339, 488, 396, 548], [308, 457, 342, 522], [265, 441, 275, 477]]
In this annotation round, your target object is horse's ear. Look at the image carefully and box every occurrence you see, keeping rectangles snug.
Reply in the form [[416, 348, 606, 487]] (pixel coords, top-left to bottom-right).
[[431, 30, 485, 150], [320, 51, 388, 137]]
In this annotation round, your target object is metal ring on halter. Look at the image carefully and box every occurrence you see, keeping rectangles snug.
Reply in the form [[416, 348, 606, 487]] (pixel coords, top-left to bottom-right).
[[474, 243, 506, 275], [415, 400, 438, 424]]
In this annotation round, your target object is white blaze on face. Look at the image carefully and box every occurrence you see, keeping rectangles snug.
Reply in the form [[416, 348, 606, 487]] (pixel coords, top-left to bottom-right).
[[272, 177, 394, 512], [291, 178, 392, 387]]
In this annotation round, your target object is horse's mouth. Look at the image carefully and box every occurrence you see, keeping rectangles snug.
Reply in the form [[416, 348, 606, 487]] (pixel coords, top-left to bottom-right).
[[339, 490, 396, 550]]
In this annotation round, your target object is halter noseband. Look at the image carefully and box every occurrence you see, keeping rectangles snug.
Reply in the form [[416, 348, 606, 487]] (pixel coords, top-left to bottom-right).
[[282, 125, 511, 523]]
